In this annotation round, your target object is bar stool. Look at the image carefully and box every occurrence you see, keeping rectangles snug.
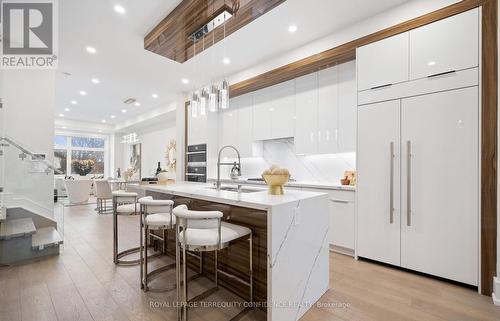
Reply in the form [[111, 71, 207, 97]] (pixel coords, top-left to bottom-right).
[[95, 180, 113, 214], [173, 204, 253, 321], [112, 191, 141, 265], [139, 197, 177, 292]]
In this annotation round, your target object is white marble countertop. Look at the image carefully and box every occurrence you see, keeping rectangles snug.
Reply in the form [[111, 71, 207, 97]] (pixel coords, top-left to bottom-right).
[[207, 177, 356, 191], [128, 182, 327, 210]]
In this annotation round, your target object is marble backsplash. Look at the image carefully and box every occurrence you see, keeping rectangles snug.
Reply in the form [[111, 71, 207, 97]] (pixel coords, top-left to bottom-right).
[[214, 138, 356, 184]]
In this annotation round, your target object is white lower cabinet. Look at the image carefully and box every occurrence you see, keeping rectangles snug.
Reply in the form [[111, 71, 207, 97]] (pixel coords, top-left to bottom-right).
[[302, 187, 355, 254], [328, 191, 355, 251], [357, 87, 479, 285]]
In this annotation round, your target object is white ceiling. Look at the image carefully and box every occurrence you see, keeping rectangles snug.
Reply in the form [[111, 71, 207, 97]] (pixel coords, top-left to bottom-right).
[[57, 0, 409, 125]]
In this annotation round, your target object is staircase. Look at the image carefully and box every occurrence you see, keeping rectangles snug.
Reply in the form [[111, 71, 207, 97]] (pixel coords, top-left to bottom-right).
[[0, 127, 64, 265], [0, 206, 63, 265]]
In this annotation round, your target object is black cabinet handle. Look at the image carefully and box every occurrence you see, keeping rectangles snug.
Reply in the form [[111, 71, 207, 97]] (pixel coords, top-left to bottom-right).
[[370, 83, 393, 90], [427, 70, 456, 78]]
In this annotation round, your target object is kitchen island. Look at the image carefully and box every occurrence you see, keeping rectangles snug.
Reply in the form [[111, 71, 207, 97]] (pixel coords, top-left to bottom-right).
[[128, 182, 329, 321]]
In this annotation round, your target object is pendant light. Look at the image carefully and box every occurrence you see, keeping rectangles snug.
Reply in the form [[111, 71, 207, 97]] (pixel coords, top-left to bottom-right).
[[219, 80, 229, 110], [209, 85, 218, 112], [199, 89, 207, 116], [191, 93, 199, 118], [219, 6, 230, 110]]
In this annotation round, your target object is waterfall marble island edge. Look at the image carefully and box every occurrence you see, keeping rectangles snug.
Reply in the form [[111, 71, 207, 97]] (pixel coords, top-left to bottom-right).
[[128, 182, 330, 321]]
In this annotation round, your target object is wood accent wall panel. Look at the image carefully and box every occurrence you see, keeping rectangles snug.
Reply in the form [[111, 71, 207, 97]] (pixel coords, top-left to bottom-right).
[[480, 0, 498, 296], [145, 0, 286, 63]]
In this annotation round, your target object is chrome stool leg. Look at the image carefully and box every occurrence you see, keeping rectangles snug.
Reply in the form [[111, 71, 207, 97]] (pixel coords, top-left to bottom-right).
[[113, 194, 141, 265], [140, 201, 177, 293]]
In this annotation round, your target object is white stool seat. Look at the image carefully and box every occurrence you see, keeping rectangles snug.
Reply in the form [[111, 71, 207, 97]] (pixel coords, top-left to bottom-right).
[[116, 203, 140, 214], [145, 213, 175, 229], [139, 198, 174, 206], [178, 222, 251, 247]]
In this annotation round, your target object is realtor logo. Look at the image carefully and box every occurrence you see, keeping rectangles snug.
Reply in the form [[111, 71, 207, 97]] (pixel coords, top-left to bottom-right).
[[1, 0, 58, 69]]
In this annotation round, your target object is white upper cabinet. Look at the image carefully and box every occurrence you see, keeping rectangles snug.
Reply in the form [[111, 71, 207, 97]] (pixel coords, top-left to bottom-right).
[[409, 9, 479, 80], [318, 66, 339, 154], [253, 86, 273, 141], [357, 33, 409, 91], [270, 80, 295, 139], [295, 73, 318, 155], [236, 94, 256, 158], [253, 80, 295, 141], [219, 109, 238, 149], [188, 104, 208, 145], [338, 60, 357, 153]]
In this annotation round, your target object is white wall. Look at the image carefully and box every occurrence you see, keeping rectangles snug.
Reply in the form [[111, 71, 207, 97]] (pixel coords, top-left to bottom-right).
[[118, 122, 177, 179], [0, 70, 55, 212]]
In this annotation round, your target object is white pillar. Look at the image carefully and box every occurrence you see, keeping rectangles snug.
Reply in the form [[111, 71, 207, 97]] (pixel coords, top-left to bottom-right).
[[175, 93, 188, 182]]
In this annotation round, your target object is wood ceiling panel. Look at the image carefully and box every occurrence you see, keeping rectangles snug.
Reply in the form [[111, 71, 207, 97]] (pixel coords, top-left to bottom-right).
[[145, 0, 286, 63]]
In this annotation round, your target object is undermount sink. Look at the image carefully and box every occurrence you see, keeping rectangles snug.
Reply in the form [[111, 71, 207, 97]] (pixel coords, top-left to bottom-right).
[[206, 186, 263, 193]]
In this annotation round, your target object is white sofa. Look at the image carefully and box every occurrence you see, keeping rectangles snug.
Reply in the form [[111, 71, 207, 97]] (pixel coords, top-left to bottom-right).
[[65, 179, 92, 204]]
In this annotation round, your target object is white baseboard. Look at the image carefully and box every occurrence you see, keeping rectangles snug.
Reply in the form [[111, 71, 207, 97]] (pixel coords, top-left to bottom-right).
[[493, 277, 500, 306]]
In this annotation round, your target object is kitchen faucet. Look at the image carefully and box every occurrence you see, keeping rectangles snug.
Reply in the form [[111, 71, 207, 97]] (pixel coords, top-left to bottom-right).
[[216, 145, 241, 190]]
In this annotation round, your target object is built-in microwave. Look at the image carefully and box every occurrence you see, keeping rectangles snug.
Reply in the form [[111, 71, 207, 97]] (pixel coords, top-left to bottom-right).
[[186, 144, 207, 183]]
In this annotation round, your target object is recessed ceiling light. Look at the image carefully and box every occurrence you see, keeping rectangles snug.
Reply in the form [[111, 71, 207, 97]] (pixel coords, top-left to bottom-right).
[[113, 5, 126, 14], [134, 102, 141, 107], [71, 100, 78, 105], [91, 78, 100, 84], [121, 109, 127, 113], [101, 119, 106, 123], [59, 114, 64, 117], [223, 57, 231, 65], [181, 78, 189, 84], [86, 46, 97, 54], [110, 115, 116, 119], [79, 90, 87, 96], [98, 130, 103, 133], [288, 25, 298, 33], [428, 61, 436, 66], [152, 93, 158, 99], [62, 126, 67, 129], [64, 108, 70, 112]]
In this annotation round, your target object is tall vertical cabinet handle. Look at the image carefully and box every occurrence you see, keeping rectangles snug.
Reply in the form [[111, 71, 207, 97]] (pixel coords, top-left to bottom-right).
[[389, 142, 394, 224], [407, 140, 412, 227]]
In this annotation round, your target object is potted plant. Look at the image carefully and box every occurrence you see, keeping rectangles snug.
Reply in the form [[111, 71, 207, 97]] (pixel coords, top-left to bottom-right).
[[72, 159, 95, 176]]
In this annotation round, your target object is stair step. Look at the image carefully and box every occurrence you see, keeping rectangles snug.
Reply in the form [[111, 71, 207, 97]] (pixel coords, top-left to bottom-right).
[[0, 218, 36, 240], [32, 227, 63, 250]]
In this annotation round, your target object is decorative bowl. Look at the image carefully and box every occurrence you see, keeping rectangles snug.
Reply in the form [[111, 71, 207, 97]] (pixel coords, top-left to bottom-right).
[[262, 174, 290, 195]]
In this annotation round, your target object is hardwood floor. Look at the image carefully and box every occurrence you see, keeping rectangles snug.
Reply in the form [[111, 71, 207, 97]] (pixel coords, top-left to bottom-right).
[[1, 202, 499, 321]]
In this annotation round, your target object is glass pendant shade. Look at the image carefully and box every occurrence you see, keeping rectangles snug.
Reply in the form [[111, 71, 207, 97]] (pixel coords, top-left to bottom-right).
[[219, 80, 229, 110], [199, 89, 207, 116], [208, 85, 218, 112], [191, 94, 198, 118]]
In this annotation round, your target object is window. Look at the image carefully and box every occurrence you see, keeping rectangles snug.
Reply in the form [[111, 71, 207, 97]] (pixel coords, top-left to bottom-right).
[[54, 149, 67, 175], [71, 136, 105, 148], [54, 135, 68, 148], [54, 135, 107, 176], [71, 150, 104, 175]]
